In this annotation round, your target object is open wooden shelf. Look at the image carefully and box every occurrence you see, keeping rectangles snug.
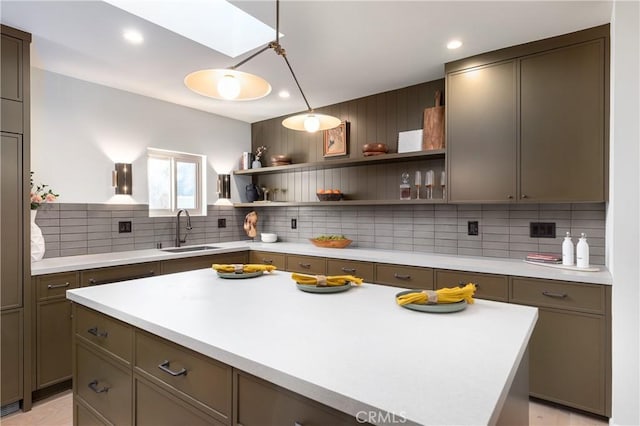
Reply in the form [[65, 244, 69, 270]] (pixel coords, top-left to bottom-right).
[[233, 199, 447, 207], [233, 150, 445, 176]]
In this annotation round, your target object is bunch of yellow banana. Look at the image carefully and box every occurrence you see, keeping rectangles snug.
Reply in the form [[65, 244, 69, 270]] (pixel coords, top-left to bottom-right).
[[291, 273, 363, 287], [212, 264, 277, 273], [396, 283, 476, 306]]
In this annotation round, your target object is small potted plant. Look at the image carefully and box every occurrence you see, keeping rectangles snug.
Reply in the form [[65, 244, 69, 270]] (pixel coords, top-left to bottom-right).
[[252, 146, 267, 169]]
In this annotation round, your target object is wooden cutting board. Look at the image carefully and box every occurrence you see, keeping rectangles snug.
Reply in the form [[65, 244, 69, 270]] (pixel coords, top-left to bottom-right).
[[422, 90, 445, 150]]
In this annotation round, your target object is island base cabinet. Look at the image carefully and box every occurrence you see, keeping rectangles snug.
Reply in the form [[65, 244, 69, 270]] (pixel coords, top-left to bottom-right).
[[529, 308, 607, 415], [74, 399, 110, 426], [75, 343, 132, 426], [234, 371, 361, 426], [135, 375, 225, 426]]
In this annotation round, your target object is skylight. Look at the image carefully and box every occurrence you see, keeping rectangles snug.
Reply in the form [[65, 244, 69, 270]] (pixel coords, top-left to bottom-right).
[[104, 0, 279, 58]]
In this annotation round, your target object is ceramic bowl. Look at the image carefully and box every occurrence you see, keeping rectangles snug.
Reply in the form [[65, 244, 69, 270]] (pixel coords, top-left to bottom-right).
[[362, 143, 388, 153], [261, 233, 278, 243]]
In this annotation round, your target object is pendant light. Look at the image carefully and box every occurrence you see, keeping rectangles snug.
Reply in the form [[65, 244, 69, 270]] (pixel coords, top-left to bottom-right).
[[184, 0, 341, 132]]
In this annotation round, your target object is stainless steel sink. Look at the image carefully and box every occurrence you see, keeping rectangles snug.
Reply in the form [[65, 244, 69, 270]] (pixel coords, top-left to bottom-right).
[[161, 245, 219, 253]]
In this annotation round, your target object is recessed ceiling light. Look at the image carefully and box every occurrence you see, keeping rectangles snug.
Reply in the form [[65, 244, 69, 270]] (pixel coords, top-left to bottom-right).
[[123, 29, 144, 45], [278, 90, 290, 98], [447, 40, 462, 50]]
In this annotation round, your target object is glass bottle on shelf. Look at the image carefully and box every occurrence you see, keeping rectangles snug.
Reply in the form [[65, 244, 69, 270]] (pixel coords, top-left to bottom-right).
[[400, 172, 411, 200], [425, 170, 434, 199], [414, 171, 421, 199]]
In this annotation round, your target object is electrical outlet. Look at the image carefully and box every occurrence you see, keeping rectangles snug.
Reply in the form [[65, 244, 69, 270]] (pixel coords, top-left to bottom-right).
[[217, 218, 226, 228], [291, 218, 297, 229], [118, 221, 132, 233], [530, 222, 556, 238], [468, 221, 479, 236]]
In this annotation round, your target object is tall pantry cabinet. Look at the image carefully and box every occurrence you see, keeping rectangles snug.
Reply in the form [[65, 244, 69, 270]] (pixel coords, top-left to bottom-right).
[[1, 24, 32, 413]]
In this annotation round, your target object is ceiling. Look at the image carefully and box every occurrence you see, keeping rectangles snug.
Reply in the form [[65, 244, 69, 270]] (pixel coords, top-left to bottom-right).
[[1, 1, 612, 124]]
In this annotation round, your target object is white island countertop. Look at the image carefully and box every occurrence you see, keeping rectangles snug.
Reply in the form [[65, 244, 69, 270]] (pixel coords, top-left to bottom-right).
[[35, 241, 612, 285], [67, 268, 538, 425]]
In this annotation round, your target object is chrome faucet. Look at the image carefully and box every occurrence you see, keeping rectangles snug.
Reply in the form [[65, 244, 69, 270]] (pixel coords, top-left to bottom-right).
[[175, 209, 192, 247]]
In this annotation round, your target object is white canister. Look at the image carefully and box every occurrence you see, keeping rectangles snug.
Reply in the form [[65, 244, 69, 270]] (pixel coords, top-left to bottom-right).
[[576, 233, 590, 268]]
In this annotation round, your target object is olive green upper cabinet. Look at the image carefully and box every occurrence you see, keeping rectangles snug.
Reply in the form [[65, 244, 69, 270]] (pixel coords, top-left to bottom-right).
[[519, 40, 605, 202], [447, 60, 517, 202], [446, 25, 608, 203]]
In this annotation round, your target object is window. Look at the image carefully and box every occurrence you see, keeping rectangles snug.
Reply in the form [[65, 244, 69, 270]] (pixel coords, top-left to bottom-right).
[[147, 148, 206, 216]]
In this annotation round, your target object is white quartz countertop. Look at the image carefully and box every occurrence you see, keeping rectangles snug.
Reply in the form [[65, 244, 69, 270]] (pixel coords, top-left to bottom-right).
[[33, 241, 612, 285], [67, 269, 538, 426]]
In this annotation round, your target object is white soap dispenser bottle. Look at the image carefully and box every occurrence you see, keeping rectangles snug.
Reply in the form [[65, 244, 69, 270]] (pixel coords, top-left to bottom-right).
[[562, 232, 574, 266], [576, 233, 590, 268]]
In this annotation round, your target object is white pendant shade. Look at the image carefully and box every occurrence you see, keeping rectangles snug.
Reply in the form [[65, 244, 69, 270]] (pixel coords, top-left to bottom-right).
[[184, 69, 271, 101], [282, 113, 342, 132]]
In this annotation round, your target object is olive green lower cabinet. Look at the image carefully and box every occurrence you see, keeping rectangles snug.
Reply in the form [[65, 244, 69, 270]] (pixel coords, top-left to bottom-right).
[[510, 277, 611, 416], [1, 309, 23, 406], [162, 252, 248, 275], [248, 251, 286, 270]]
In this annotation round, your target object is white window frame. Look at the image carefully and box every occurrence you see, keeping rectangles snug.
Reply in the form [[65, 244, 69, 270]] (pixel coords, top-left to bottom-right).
[[147, 148, 206, 217]]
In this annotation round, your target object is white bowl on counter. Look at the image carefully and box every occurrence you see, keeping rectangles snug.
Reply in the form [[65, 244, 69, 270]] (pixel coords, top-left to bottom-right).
[[261, 233, 278, 243]]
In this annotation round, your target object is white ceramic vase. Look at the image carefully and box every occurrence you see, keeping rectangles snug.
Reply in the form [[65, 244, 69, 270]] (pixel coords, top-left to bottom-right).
[[31, 209, 45, 261], [252, 160, 262, 169]]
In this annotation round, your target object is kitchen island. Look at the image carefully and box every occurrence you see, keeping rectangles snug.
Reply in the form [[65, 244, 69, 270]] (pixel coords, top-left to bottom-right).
[[67, 267, 537, 425]]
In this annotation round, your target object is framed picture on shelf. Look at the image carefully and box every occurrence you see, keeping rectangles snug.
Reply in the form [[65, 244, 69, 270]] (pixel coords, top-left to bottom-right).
[[323, 121, 349, 157]]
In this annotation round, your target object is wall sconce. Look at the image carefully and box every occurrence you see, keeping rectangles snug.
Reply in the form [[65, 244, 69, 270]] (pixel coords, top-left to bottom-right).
[[112, 163, 132, 195], [217, 174, 231, 199]]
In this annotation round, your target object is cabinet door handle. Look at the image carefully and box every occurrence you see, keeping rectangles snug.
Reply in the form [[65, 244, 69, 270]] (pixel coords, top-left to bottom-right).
[[394, 273, 411, 280], [298, 263, 311, 269], [542, 291, 567, 298], [158, 360, 187, 377], [88, 380, 109, 393], [87, 271, 156, 286], [458, 280, 479, 288], [341, 267, 356, 273], [521, 194, 528, 199], [294, 422, 303, 426], [87, 327, 108, 338], [47, 282, 70, 289], [262, 259, 273, 264], [507, 195, 514, 199]]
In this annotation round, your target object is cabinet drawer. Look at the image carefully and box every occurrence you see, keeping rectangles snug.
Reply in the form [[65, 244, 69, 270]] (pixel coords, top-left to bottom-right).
[[374, 264, 433, 290], [286, 255, 326, 275], [135, 376, 224, 426], [435, 270, 508, 302], [80, 262, 160, 287], [249, 251, 286, 270], [134, 331, 231, 422], [74, 399, 109, 426], [510, 277, 605, 314], [36, 272, 78, 301], [76, 343, 131, 426], [327, 259, 374, 282], [236, 371, 360, 426], [162, 252, 248, 275], [75, 305, 133, 363]]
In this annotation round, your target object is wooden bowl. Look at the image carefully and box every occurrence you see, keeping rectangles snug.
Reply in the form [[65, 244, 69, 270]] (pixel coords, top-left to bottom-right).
[[362, 143, 388, 153], [309, 238, 352, 248], [317, 192, 343, 201]]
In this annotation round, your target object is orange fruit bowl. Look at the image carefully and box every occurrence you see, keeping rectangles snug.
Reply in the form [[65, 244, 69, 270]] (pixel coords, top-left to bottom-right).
[[309, 238, 353, 248]]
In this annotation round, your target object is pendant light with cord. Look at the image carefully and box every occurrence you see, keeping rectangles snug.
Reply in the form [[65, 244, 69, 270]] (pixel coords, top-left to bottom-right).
[[184, 0, 341, 132]]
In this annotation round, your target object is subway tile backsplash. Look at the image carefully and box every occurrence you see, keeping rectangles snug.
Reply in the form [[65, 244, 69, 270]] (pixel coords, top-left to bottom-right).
[[34, 202, 606, 265]]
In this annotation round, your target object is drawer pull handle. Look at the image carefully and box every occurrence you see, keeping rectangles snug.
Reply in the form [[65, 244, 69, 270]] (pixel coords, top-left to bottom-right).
[[88, 380, 109, 393], [262, 259, 273, 264], [87, 327, 108, 338], [341, 267, 356, 273], [394, 273, 411, 280], [298, 263, 311, 269], [158, 360, 187, 377], [542, 291, 567, 298], [47, 282, 70, 289], [87, 271, 156, 286], [294, 423, 303, 426]]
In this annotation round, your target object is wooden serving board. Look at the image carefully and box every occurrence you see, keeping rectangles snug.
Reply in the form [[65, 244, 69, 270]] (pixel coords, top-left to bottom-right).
[[423, 90, 445, 150]]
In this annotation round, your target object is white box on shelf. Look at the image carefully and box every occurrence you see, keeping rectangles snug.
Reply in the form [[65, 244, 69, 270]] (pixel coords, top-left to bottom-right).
[[398, 129, 424, 153]]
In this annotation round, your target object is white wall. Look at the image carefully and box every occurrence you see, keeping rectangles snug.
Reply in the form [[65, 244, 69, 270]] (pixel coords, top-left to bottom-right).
[[30, 69, 251, 205], [609, 1, 640, 424]]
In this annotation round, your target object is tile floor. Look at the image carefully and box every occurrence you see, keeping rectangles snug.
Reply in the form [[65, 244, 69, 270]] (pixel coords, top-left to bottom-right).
[[1, 391, 608, 426]]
